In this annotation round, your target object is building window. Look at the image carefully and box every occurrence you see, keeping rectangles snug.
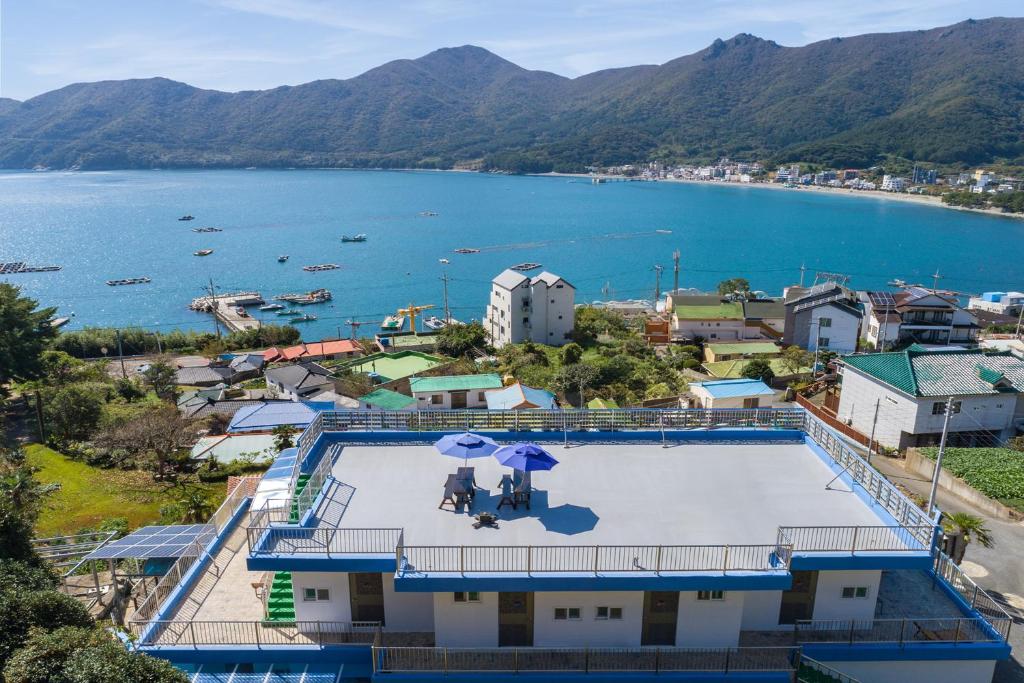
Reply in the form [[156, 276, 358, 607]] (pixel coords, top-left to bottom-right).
[[742, 398, 760, 409], [595, 606, 623, 620], [697, 590, 725, 601], [453, 592, 480, 603], [819, 317, 832, 328], [841, 586, 869, 599], [523, 317, 529, 324], [556, 284, 564, 289], [430, 394, 444, 405], [554, 607, 581, 620], [818, 337, 830, 348], [303, 588, 330, 602], [932, 400, 962, 415], [558, 315, 563, 320], [478, 392, 486, 401]]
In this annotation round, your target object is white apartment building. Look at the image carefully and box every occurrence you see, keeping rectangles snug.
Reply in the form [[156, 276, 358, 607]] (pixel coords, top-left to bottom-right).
[[484, 269, 575, 347], [880, 175, 905, 192], [968, 291, 1024, 317]]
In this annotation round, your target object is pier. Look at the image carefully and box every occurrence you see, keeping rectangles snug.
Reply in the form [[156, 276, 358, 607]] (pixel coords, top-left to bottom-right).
[[189, 291, 263, 333]]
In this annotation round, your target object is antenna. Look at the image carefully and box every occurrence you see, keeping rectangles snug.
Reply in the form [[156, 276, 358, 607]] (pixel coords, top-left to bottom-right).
[[931, 269, 943, 291], [654, 265, 664, 304], [799, 262, 806, 288], [672, 249, 680, 294]]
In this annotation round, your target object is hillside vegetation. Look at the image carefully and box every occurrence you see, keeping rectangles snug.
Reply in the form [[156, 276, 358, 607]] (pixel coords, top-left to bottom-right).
[[0, 18, 1021, 170]]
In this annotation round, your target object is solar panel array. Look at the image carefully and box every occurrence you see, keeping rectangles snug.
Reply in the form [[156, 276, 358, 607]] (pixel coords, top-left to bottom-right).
[[868, 291, 897, 309], [84, 524, 215, 560]]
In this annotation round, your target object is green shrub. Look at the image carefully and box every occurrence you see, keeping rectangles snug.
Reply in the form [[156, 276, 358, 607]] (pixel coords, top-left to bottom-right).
[[920, 447, 1024, 500]]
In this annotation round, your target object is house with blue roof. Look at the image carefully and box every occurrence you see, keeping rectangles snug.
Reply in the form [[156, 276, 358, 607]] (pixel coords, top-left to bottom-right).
[[227, 401, 332, 433], [689, 378, 777, 409], [484, 381, 557, 410]]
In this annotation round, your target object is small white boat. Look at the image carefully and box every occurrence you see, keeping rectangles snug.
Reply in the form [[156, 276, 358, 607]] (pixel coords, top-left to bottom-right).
[[341, 234, 367, 242], [260, 303, 284, 311], [194, 249, 214, 256], [277, 255, 289, 263], [439, 258, 450, 264], [423, 315, 446, 330]]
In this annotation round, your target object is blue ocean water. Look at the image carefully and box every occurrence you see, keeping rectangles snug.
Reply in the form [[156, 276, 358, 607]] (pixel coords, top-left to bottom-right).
[[1, 169, 1022, 340]]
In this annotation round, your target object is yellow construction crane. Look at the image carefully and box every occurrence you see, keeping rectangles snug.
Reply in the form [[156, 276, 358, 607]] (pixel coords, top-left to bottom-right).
[[397, 302, 435, 334]]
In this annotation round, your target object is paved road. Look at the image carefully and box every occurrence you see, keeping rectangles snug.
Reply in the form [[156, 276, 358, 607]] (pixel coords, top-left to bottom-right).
[[871, 455, 1024, 683]]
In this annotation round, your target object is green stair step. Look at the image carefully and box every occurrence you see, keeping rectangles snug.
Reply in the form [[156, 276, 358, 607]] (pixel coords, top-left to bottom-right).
[[264, 571, 296, 623]]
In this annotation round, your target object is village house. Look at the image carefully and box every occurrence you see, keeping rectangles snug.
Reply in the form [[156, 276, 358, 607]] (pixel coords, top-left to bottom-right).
[[860, 288, 979, 349], [484, 269, 575, 348], [409, 373, 505, 410], [263, 339, 363, 364], [782, 283, 863, 354], [688, 378, 777, 409], [265, 362, 334, 401], [668, 295, 746, 341], [484, 382, 558, 410]]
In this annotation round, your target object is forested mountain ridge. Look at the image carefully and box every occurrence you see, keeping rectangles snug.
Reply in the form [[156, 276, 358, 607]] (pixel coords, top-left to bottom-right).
[[0, 18, 1021, 171]]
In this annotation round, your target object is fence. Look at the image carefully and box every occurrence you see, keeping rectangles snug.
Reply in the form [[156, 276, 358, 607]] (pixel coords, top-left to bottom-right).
[[799, 656, 861, 683], [247, 526, 404, 556], [398, 543, 790, 575], [934, 551, 1013, 641], [800, 411, 937, 532], [777, 526, 933, 553], [794, 393, 870, 447], [795, 617, 1005, 645], [131, 620, 381, 647], [373, 646, 799, 674], [131, 483, 249, 625]]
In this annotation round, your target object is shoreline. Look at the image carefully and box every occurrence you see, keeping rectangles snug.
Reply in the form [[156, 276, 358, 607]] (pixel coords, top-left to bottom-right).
[[532, 172, 1024, 221]]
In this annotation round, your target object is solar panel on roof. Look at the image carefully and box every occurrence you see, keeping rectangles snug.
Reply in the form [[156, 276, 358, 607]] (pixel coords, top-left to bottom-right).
[[868, 291, 897, 308], [83, 523, 215, 561]]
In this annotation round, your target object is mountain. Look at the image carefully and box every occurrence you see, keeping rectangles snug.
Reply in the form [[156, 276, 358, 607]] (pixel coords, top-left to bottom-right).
[[0, 18, 1022, 170]]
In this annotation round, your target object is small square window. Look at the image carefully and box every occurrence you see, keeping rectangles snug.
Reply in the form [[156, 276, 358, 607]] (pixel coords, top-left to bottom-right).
[[554, 607, 581, 620], [316, 588, 330, 601], [595, 606, 623, 620], [303, 587, 329, 602], [697, 590, 725, 601], [841, 586, 869, 599], [454, 591, 480, 603], [303, 588, 316, 602]]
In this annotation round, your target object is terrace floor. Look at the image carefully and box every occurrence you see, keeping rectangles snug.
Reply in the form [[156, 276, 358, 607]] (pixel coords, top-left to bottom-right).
[[322, 441, 887, 548]]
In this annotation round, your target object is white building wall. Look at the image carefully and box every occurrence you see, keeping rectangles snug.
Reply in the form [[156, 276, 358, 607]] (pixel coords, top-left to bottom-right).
[[533, 591, 644, 647], [911, 393, 1017, 437], [432, 592, 499, 647], [382, 579, 434, 632], [740, 591, 784, 631], [675, 319, 746, 341], [691, 390, 777, 410], [811, 570, 881, 622], [809, 307, 860, 354], [820, 659, 996, 683], [837, 369, 920, 449], [675, 591, 745, 647], [291, 571, 351, 622], [412, 388, 491, 410]]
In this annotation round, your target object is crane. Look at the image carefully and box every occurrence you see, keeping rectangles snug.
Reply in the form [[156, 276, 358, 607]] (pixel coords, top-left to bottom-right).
[[397, 303, 435, 334], [345, 319, 384, 340]]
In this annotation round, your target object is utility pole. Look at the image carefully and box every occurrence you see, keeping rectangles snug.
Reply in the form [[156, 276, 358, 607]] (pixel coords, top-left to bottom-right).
[[866, 398, 880, 464], [154, 331, 162, 355], [931, 269, 942, 292], [927, 396, 956, 515], [799, 262, 806, 288], [1015, 303, 1024, 341], [672, 249, 680, 295], [441, 272, 451, 324], [207, 277, 221, 339], [654, 265, 663, 305], [115, 329, 127, 379], [33, 390, 45, 442]]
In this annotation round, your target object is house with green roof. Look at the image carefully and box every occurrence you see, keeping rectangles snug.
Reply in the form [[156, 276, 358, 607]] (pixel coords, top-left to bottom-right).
[[358, 388, 417, 411], [409, 373, 504, 410], [668, 294, 746, 342], [837, 347, 1024, 450], [703, 341, 780, 363]]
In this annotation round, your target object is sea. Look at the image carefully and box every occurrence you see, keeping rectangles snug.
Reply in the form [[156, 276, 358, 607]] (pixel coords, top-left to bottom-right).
[[1, 169, 1022, 341]]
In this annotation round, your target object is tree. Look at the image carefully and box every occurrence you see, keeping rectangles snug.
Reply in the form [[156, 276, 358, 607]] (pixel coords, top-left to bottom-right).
[[780, 346, 812, 376], [141, 359, 177, 399], [943, 512, 994, 564], [44, 385, 105, 442], [435, 322, 489, 358], [741, 359, 775, 383], [92, 406, 198, 479], [716, 278, 751, 297], [1007, 436, 1024, 453], [554, 363, 599, 407], [572, 306, 628, 345], [176, 489, 213, 524], [559, 343, 583, 366], [37, 351, 86, 387], [0, 284, 57, 388], [272, 424, 297, 451]]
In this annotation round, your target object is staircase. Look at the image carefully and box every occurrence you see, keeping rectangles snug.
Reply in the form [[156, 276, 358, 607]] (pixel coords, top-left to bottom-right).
[[264, 571, 295, 623], [289, 473, 312, 522]]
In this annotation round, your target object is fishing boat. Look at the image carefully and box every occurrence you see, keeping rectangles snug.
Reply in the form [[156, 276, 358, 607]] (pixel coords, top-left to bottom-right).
[[106, 277, 151, 286], [656, 229, 673, 234], [381, 315, 405, 331], [194, 249, 214, 256], [418, 210, 438, 216], [341, 234, 367, 242], [178, 215, 195, 221], [290, 314, 317, 323], [303, 263, 340, 272], [259, 303, 284, 311], [510, 262, 542, 272], [422, 315, 447, 330], [438, 258, 450, 264], [275, 288, 332, 305], [454, 248, 480, 254], [276, 308, 301, 316], [192, 226, 223, 233], [277, 255, 289, 263]]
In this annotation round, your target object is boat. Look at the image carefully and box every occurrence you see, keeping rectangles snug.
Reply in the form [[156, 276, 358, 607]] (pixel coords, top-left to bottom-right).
[[194, 249, 214, 256], [656, 229, 673, 234], [276, 309, 301, 316], [418, 210, 438, 216], [454, 248, 480, 254], [192, 226, 223, 233], [439, 258, 450, 264], [259, 303, 284, 311], [277, 255, 289, 263], [178, 215, 195, 221], [341, 234, 367, 242], [106, 277, 151, 286], [303, 264, 340, 272], [49, 317, 71, 328], [274, 288, 332, 305], [422, 315, 447, 330], [0, 262, 61, 274], [290, 314, 317, 323], [381, 315, 405, 331], [510, 262, 542, 272]]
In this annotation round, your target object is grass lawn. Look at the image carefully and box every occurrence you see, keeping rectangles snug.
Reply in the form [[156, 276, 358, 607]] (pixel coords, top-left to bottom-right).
[[25, 443, 225, 536]]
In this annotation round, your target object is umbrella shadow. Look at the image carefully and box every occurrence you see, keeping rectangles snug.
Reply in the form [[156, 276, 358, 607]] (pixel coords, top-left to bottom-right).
[[537, 503, 600, 535]]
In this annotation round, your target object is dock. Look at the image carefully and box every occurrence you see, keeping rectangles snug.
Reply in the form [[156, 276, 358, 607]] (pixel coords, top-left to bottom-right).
[[189, 291, 263, 333]]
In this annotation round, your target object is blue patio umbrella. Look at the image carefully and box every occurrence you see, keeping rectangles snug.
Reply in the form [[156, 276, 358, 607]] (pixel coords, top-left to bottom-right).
[[492, 443, 559, 472], [434, 432, 500, 465]]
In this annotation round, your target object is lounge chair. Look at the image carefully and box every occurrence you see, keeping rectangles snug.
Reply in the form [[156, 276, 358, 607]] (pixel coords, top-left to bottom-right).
[[498, 474, 515, 510], [439, 474, 459, 510], [513, 471, 532, 510], [456, 467, 477, 498]]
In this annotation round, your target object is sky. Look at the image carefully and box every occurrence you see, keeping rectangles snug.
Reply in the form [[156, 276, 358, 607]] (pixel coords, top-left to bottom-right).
[[1, 0, 1021, 100]]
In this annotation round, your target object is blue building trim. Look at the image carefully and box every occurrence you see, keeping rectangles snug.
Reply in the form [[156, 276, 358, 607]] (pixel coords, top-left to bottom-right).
[[392, 571, 793, 593], [789, 552, 933, 571], [247, 554, 396, 573], [803, 641, 1010, 661], [369, 673, 793, 682], [319, 428, 807, 447]]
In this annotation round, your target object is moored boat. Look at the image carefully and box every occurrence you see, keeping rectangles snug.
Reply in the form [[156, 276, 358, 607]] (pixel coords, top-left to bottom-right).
[[290, 314, 317, 323], [178, 215, 195, 221], [274, 288, 332, 305], [277, 255, 289, 262], [303, 263, 340, 272], [341, 234, 367, 242], [276, 308, 301, 316], [194, 249, 214, 256], [106, 277, 151, 286], [422, 315, 446, 330], [259, 303, 284, 311]]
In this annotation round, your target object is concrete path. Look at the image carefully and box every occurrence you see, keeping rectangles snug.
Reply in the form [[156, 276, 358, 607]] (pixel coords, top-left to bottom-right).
[[870, 454, 1024, 683]]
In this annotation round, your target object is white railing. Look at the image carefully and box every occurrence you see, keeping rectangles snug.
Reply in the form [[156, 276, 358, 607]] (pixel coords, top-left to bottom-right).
[[795, 616, 1007, 645], [799, 656, 861, 683], [131, 620, 381, 647], [934, 550, 1013, 641], [247, 526, 404, 556], [777, 526, 934, 553]]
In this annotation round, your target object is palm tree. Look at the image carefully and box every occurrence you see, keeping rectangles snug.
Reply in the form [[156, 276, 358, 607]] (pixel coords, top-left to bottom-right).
[[942, 512, 994, 563], [177, 489, 214, 523]]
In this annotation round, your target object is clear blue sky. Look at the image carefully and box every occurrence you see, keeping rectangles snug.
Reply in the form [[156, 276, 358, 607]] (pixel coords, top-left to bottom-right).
[[1, 0, 1021, 100]]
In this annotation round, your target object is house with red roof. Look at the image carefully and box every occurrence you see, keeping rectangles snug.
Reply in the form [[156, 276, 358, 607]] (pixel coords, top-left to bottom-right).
[[263, 339, 362, 364]]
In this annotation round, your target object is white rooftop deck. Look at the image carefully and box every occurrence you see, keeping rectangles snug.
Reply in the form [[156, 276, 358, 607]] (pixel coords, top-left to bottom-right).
[[325, 442, 884, 548]]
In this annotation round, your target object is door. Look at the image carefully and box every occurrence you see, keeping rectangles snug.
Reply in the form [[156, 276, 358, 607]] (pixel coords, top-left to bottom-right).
[[498, 592, 533, 646], [641, 591, 679, 646], [451, 391, 468, 409], [778, 570, 818, 624], [348, 573, 385, 624]]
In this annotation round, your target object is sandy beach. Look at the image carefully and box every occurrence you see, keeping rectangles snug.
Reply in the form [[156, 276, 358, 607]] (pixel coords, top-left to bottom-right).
[[535, 172, 1024, 221]]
